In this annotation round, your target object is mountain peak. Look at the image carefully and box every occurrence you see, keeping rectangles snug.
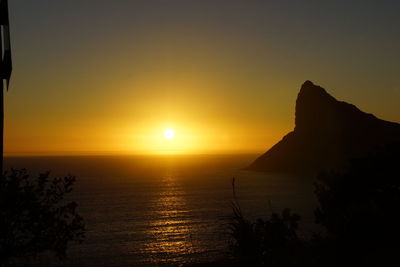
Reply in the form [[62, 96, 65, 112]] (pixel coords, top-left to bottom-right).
[[295, 81, 337, 133], [299, 80, 329, 97]]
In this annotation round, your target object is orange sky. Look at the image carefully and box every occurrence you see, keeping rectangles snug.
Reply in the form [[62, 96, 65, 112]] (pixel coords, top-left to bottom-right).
[[4, 1, 400, 155]]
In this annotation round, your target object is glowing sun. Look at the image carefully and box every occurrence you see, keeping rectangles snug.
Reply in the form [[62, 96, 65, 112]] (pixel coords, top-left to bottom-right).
[[164, 128, 175, 140]]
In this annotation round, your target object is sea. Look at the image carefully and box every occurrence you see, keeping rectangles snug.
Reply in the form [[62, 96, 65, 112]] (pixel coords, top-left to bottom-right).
[[4, 154, 318, 266]]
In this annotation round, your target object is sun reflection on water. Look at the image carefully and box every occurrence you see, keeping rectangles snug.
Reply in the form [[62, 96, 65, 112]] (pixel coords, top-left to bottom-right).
[[140, 174, 200, 264]]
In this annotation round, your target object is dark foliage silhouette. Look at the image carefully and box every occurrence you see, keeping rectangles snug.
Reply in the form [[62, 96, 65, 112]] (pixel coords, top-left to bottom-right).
[[230, 143, 400, 266], [229, 178, 302, 266], [0, 169, 85, 263], [315, 143, 400, 246]]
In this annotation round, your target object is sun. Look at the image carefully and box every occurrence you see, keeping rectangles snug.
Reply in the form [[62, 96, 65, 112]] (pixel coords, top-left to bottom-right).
[[164, 128, 175, 140]]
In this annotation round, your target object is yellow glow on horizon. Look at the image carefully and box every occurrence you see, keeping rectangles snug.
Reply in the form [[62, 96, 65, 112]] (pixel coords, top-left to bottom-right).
[[5, 116, 284, 156], [4, 65, 293, 156]]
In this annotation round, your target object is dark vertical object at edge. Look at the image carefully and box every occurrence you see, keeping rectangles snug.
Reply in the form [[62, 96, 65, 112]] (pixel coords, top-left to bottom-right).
[[0, 0, 13, 175], [0, 78, 3, 175]]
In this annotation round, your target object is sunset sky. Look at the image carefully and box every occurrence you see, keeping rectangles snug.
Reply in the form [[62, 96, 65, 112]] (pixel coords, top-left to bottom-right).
[[5, 0, 400, 155]]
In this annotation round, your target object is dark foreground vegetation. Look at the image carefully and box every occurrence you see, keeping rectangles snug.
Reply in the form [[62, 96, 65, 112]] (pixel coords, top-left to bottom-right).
[[230, 144, 400, 266], [0, 169, 85, 264]]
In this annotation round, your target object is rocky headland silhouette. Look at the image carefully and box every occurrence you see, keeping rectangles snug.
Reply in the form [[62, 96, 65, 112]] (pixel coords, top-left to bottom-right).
[[248, 81, 400, 173]]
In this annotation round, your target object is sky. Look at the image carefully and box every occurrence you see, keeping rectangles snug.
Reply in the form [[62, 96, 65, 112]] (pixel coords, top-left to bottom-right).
[[4, 0, 400, 155]]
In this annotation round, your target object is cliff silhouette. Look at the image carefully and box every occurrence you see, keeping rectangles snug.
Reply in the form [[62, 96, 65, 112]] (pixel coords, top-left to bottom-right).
[[248, 81, 400, 173]]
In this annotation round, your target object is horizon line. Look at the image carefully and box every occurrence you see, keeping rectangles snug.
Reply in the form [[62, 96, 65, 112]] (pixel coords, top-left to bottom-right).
[[4, 150, 265, 157]]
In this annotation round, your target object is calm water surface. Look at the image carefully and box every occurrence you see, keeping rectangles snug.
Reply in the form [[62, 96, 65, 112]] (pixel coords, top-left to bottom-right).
[[5, 155, 317, 266]]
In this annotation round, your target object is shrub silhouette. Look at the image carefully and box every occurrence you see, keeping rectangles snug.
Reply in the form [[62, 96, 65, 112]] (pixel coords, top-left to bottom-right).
[[229, 178, 301, 266], [314, 143, 400, 246], [229, 144, 400, 266], [0, 169, 85, 263]]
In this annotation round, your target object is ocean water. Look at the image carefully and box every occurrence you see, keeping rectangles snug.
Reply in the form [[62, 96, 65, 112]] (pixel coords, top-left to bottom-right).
[[4, 155, 317, 266]]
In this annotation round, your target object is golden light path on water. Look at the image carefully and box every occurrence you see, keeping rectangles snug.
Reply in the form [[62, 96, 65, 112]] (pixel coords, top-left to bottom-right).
[[140, 174, 199, 264]]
